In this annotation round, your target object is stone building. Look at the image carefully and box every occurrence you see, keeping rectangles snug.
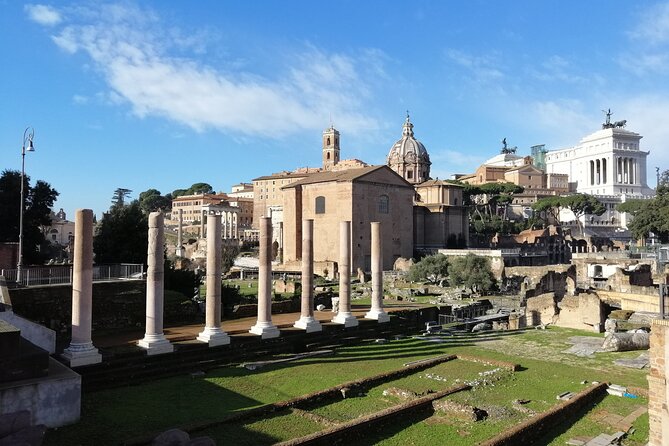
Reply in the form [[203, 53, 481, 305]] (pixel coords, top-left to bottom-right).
[[281, 165, 414, 271], [386, 114, 431, 184], [413, 180, 469, 249], [545, 113, 655, 229]]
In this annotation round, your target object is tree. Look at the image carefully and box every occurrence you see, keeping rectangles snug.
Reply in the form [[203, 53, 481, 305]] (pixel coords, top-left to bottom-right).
[[562, 193, 605, 236], [187, 183, 214, 195], [407, 254, 449, 285], [0, 170, 59, 265], [531, 195, 563, 223], [138, 189, 171, 213], [94, 201, 148, 264], [111, 188, 132, 208], [619, 170, 669, 242], [448, 253, 496, 293]]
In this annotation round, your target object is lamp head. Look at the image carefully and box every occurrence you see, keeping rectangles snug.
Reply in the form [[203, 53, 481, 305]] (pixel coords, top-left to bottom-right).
[[26, 139, 35, 152]]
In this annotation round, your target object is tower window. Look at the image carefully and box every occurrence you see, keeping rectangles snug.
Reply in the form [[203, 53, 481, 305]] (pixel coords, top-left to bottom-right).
[[327, 152, 331, 160], [327, 137, 331, 146], [315, 196, 326, 214], [407, 170, 413, 180], [379, 195, 389, 214]]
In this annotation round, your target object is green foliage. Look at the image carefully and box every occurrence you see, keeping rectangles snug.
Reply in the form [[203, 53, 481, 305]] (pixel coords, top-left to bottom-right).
[[172, 183, 215, 198], [618, 169, 669, 242], [531, 195, 563, 222], [94, 201, 148, 264], [448, 253, 495, 293], [138, 188, 171, 213], [222, 244, 241, 274], [164, 258, 200, 298], [111, 187, 132, 209], [0, 170, 59, 264], [407, 254, 449, 284]]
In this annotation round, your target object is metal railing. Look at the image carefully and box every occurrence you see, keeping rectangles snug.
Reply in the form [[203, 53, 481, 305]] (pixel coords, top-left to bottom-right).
[[0, 264, 144, 287]]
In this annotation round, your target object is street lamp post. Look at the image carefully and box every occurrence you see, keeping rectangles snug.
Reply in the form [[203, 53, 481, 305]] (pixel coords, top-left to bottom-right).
[[17, 127, 35, 284]]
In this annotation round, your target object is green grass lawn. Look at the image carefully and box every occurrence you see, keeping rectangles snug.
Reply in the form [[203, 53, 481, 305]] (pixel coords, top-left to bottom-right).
[[45, 327, 650, 445]]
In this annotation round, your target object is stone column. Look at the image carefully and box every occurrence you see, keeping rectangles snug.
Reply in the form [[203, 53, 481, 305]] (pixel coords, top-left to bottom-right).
[[294, 219, 322, 332], [197, 213, 230, 346], [200, 209, 206, 238], [366, 222, 390, 322], [648, 319, 669, 445], [62, 209, 102, 367], [332, 221, 358, 327], [138, 212, 174, 354], [250, 216, 280, 338], [176, 208, 184, 257]]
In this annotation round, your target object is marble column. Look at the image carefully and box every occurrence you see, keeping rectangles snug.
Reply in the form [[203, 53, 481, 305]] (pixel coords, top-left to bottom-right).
[[366, 222, 390, 322], [200, 209, 206, 238], [250, 216, 280, 338], [332, 221, 358, 327], [294, 219, 322, 332], [138, 212, 174, 354], [197, 213, 230, 346], [176, 208, 183, 257], [62, 209, 102, 367]]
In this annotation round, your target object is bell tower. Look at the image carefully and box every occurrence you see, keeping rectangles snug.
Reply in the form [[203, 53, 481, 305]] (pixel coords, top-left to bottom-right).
[[322, 126, 340, 170]]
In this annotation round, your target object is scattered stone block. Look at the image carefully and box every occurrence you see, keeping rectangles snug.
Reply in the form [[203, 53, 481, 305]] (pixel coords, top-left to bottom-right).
[[382, 387, 418, 400], [472, 322, 492, 332], [152, 428, 190, 446], [601, 333, 650, 352], [432, 399, 487, 421], [557, 391, 575, 401]]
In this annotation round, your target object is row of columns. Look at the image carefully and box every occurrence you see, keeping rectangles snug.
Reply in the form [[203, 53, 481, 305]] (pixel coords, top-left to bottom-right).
[[61, 210, 388, 365], [589, 156, 639, 186], [198, 209, 239, 239], [616, 156, 637, 185]]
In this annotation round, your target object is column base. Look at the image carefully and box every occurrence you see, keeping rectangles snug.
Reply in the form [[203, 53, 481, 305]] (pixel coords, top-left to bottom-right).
[[138, 334, 174, 355], [249, 322, 281, 339], [332, 312, 359, 327], [293, 316, 323, 333], [61, 342, 102, 367], [197, 327, 231, 347], [365, 309, 390, 323]]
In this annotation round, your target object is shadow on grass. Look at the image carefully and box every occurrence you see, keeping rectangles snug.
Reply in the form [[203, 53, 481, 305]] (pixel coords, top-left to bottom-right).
[[527, 390, 607, 446]]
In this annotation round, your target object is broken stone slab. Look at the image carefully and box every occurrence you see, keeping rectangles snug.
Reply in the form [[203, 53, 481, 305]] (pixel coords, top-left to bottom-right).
[[472, 322, 492, 332], [613, 352, 649, 369], [562, 336, 605, 357], [604, 318, 617, 333], [432, 399, 487, 421], [557, 391, 575, 401], [601, 332, 650, 352]]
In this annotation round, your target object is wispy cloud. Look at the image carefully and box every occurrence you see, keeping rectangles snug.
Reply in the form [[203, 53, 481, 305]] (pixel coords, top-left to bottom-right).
[[25, 4, 62, 26], [445, 49, 504, 83], [629, 2, 669, 45], [35, 3, 383, 138], [529, 55, 588, 84]]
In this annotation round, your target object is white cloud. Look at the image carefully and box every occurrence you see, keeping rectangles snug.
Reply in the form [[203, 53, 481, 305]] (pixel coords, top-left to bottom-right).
[[72, 94, 88, 104], [445, 49, 504, 82], [43, 4, 382, 138], [530, 55, 588, 84], [25, 4, 62, 26], [630, 2, 669, 45]]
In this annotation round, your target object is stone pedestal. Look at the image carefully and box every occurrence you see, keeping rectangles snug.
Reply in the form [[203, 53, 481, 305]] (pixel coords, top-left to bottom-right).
[[294, 219, 322, 333], [139, 212, 173, 355], [62, 209, 102, 367], [250, 217, 280, 339], [197, 213, 230, 346], [332, 221, 358, 327], [366, 222, 390, 322]]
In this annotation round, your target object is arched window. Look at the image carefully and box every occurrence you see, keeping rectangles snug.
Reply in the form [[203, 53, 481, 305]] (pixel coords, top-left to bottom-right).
[[326, 137, 331, 145], [327, 152, 331, 160], [315, 196, 325, 214], [379, 195, 389, 214]]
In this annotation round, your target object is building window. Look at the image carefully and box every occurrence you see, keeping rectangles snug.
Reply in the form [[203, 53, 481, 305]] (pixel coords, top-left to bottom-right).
[[407, 170, 413, 180], [315, 196, 326, 214], [379, 195, 389, 214]]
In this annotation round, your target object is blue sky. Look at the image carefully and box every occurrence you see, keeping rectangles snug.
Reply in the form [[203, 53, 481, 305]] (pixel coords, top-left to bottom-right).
[[2, 1, 669, 218]]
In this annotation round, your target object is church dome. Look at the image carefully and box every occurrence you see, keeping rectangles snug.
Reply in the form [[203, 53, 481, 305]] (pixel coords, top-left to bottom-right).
[[386, 114, 431, 184]]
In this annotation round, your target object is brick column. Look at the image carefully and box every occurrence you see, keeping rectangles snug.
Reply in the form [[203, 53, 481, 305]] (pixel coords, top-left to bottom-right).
[[332, 221, 358, 327], [365, 222, 389, 322], [294, 219, 322, 332], [138, 212, 174, 355], [62, 209, 102, 367], [250, 216, 280, 338], [197, 213, 230, 346], [649, 319, 669, 445]]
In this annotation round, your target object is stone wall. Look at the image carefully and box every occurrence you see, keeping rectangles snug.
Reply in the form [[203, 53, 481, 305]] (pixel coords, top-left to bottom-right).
[[525, 293, 558, 326], [595, 290, 660, 313], [648, 319, 669, 446], [554, 294, 604, 332], [9, 280, 197, 335], [504, 265, 575, 299]]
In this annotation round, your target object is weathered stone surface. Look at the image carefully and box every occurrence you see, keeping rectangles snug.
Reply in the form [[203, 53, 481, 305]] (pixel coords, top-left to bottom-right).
[[526, 293, 558, 326], [0, 410, 30, 438], [432, 399, 487, 421], [393, 257, 414, 272], [382, 387, 418, 400], [555, 294, 604, 332], [601, 332, 650, 352], [472, 322, 492, 332], [604, 318, 618, 333]]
